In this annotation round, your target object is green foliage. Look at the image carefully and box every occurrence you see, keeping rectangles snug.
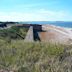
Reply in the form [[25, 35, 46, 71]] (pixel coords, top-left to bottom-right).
[[0, 26, 72, 72], [0, 40, 65, 72], [0, 26, 71, 72], [0, 26, 28, 41]]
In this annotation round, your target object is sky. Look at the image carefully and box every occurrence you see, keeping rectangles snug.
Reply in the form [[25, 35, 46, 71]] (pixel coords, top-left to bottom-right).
[[0, 0, 72, 21]]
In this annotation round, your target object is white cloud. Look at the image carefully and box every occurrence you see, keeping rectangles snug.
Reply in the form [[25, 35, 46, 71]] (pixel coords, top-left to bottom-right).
[[0, 9, 72, 21]]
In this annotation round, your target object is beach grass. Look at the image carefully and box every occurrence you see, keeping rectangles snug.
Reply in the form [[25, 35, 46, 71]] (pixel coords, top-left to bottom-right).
[[0, 40, 71, 72]]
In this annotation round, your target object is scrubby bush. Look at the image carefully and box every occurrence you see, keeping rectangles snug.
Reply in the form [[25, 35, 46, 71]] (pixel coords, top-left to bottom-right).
[[0, 26, 28, 41]]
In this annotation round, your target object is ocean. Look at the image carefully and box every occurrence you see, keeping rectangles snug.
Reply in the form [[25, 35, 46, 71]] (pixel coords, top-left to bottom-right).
[[22, 21, 72, 28]]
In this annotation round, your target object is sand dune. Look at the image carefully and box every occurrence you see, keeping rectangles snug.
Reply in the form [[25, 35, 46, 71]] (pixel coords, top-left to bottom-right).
[[38, 25, 72, 44]]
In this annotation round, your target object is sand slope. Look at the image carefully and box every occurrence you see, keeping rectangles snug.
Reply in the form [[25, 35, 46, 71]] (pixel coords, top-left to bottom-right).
[[38, 25, 72, 44]]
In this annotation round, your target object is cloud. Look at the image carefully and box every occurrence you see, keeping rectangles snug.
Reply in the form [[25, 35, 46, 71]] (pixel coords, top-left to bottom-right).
[[0, 9, 72, 21]]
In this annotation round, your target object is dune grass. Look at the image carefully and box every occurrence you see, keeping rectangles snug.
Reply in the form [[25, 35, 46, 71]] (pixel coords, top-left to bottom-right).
[[0, 39, 67, 72], [0, 26, 72, 72], [0, 26, 28, 40]]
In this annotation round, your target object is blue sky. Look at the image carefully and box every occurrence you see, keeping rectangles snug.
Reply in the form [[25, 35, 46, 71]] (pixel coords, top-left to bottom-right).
[[0, 0, 72, 21]]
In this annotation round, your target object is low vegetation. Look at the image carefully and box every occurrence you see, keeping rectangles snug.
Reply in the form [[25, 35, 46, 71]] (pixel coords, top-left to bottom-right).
[[0, 26, 72, 72], [0, 26, 28, 41], [0, 39, 72, 72]]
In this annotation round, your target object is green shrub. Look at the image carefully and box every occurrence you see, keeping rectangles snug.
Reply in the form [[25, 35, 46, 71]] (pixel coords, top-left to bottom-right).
[[0, 26, 28, 41]]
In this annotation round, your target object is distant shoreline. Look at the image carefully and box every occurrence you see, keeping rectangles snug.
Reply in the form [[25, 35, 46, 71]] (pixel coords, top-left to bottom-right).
[[0, 21, 72, 28], [20, 21, 72, 28]]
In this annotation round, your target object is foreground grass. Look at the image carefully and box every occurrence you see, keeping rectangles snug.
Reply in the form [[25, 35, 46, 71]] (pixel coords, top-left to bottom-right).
[[0, 39, 72, 72]]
